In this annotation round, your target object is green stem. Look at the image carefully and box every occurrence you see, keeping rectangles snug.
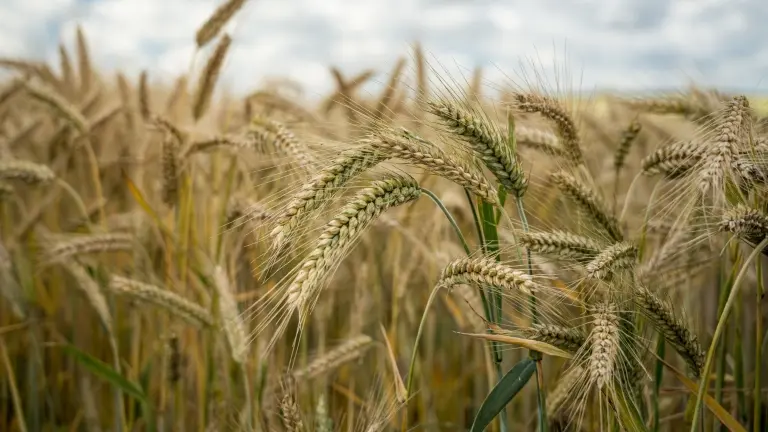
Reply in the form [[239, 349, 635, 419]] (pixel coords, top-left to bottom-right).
[[689, 236, 768, 432], [421, 188, 471, 255], [754, 256, 763, 432], [653, 338, 665, 432]]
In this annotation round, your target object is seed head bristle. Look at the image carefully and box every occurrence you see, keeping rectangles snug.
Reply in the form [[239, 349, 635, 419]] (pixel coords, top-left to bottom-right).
[[427, 99, 527, 196], [438, 257, 537, 295], [547, 365, 584, 418], [634, 286, 704, 376], [292, 335, 374, 380], [108, 275, 214, 327], [550, 171, 623, 241], [513, 93, 583, 165]]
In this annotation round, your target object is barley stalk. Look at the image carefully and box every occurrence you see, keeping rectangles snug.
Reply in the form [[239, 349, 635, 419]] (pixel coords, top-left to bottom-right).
[[520, 230, 603, 262]]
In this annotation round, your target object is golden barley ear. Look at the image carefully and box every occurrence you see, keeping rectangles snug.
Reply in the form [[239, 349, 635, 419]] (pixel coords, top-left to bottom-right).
[[195, 0, 247, 48], [192, 34, 232, 121]]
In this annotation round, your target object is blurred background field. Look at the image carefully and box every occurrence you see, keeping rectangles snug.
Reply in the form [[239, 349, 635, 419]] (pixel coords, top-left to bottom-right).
[[2, 1, 768, 432]]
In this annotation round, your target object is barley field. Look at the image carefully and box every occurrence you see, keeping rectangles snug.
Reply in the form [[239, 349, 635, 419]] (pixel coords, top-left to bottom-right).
[[1, 3, 767, 432]]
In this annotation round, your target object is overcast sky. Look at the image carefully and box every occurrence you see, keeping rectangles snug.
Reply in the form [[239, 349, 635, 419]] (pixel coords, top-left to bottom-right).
[[1, 0, 766, 100]]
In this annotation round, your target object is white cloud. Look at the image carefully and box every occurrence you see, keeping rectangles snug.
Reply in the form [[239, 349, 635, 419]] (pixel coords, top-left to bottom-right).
[[1, 0, 767, 101]]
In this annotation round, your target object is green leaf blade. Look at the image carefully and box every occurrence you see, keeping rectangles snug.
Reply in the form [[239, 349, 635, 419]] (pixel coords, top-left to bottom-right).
[[471, 358, 536, 432]]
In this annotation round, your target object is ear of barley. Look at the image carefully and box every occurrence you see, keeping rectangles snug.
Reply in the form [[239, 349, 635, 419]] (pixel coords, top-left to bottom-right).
[[551, 171, 623, 241], [520, 230, 603, 263], [76, 26, 93, 92], [585, 241, 638, 280], [513, 93, 583, 165], [698, 95, 750, 194], [0, 160, 55, 184], [138, 70, 151, 121], [58, 44, 74, 89], [63, 262, 113, 334], [43, 233, 134, 265], [192, 34, 232, 120], [427, 99, 527, 196], [614, 117, 642, 172], [183, 135, 256, 158], [280, 390, 304, 432], [634, 286, 704, 376], [24, 81, 89, 134], [293, 335, 374, 380], [108, 275, 213, 327], [212, 266, 248, 363], [269, 147, 388, 251], [249, 118, 314, 171], [527, 324, 586, 352], [516, 125, 566, 157], [373, 127, 499, 205], [546, 365, 583, 418], [589, 302, 620, 389], [641, 140, 705, 178], [719, 204, 768, 248], [438, 257, 537, 295], [195, 0, 247, 47], [88, 104, 123, 132], [285, 175, 421, 318]]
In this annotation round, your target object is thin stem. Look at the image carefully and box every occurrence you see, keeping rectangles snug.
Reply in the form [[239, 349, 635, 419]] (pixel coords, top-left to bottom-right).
[[754, 256, 763, 432], [690, 236, 768, 432], [421, 188, 471, 255]]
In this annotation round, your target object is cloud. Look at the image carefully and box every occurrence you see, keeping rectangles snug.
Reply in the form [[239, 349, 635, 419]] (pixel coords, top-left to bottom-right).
[[0, 0, 766, 100]]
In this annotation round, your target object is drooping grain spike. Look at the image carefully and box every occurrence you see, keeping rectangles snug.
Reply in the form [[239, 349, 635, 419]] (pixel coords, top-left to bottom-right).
[[519, 230, 603, 263], [551, 171, 623, 241], [192, 34, 232, 120], [513, 93, 583, 165], [24, 81, 89, 134], [585, 241, 638, 280], [195, 0, 247, 47], [438, 257, 537, 295], [589, 302, 620, 389], [292, 335, 374, 380], [428, 99, 527, 196], [614, 117, 642, 172]]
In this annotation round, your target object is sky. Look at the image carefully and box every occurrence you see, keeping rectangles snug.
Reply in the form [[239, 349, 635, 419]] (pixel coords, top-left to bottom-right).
[[1, 0, 766, 100]]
